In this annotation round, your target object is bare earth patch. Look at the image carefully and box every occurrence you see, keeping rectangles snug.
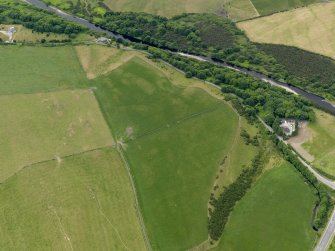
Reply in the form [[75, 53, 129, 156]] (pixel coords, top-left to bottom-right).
[[288, 122, 315, 162]]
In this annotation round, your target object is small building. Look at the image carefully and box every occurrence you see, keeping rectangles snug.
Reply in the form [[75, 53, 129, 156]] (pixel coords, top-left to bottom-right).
[[95, 37, 111, 44], [280, 119, 296, 136]]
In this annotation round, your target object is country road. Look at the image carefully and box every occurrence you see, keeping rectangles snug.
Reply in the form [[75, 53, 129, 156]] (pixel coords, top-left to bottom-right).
[[18, 0, 335, 249]]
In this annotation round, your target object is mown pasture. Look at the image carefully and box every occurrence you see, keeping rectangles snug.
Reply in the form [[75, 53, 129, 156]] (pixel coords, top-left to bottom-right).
[[0, 46, 88, 94], [0, 90, 113, 182], [0, 148, 147, 250], [93, 56, 241, 250], [302, 109, 335, 177], [215, 161, 317, 251], [238, 2, 335, 60]]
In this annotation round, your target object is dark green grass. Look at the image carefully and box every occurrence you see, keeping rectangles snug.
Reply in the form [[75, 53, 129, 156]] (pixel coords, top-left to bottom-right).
[[251, 0, 321, 15], [94, 57, 239, 250], [215, 162, 317, 251], [0, 46, 88, 94]]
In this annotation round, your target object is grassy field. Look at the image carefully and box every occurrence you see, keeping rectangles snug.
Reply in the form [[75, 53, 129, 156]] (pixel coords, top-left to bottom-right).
[[215, 161, 317, 251], [301, 109, 335, 177], [0, 148, 147, 250], [223, 0, 259, 21], [93, 56, 240, 250], [250, 0, 322, 15], [75, 45, 137, 79], [0, 46, 88, 94], [0, 89, 113, 182], [238, 2, 335, 59]]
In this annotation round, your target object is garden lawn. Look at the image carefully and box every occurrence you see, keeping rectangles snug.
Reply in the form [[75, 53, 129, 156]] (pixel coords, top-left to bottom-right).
[[0, 46, 88, 94], [215, 162, 317, 251], [0, 148, 147, 251], [0, 89, 113, 182], [94, 56, 240, 250]]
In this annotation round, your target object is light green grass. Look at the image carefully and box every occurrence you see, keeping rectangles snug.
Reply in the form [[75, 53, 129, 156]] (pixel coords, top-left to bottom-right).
[[0, 46, 88, 94], [302, 109, 335, 177], [238, 2, 335, 60], [0, 148, 147, 250], [250, 0, 321, 15], [94, 57, 239, 250], [0, 89, 113, 182], [215, 162, 317, 251]]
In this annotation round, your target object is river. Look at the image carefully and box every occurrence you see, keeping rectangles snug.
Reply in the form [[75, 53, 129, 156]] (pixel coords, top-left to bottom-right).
[[23, 0, 335, 115]]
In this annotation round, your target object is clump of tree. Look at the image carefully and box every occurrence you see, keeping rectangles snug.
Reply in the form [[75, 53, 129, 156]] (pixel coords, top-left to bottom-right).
[[240, 129, 259, 146]]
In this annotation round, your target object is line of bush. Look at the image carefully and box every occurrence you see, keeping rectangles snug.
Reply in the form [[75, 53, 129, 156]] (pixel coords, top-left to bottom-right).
[[208, 152, 263, 240]]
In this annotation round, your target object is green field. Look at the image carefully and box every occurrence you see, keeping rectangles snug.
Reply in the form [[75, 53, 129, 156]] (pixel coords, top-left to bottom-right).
[[0, 89, 113, 182], [302, 109, 335, 177], [0, 46, 88, 94], [224, 0, 260, 21], [93, 56, 240, 250], [215, 162, 317, 251], [0, 148, 147, 250], [250, 0, 321, 15]]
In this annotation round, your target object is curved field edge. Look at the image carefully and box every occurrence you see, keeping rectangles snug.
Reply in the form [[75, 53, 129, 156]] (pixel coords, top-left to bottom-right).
[[214, 161, 318, 251], [0, 148, 147, 250], [237, 2, 335, 60], [92, 55, 253, 250]]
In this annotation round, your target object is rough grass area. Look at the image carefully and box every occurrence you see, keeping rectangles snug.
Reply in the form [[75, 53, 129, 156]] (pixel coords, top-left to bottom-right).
[[302, 109, 335, 177], [94, 57, 240, 250], [0, 148, 147, 250], [0, 46, 88, 94], [215, 161, 317, 251], [75, 45, 137, 79], [250, 0, 321, 15], [238, 2, 335, 60], [0, 89, 113, 182]]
